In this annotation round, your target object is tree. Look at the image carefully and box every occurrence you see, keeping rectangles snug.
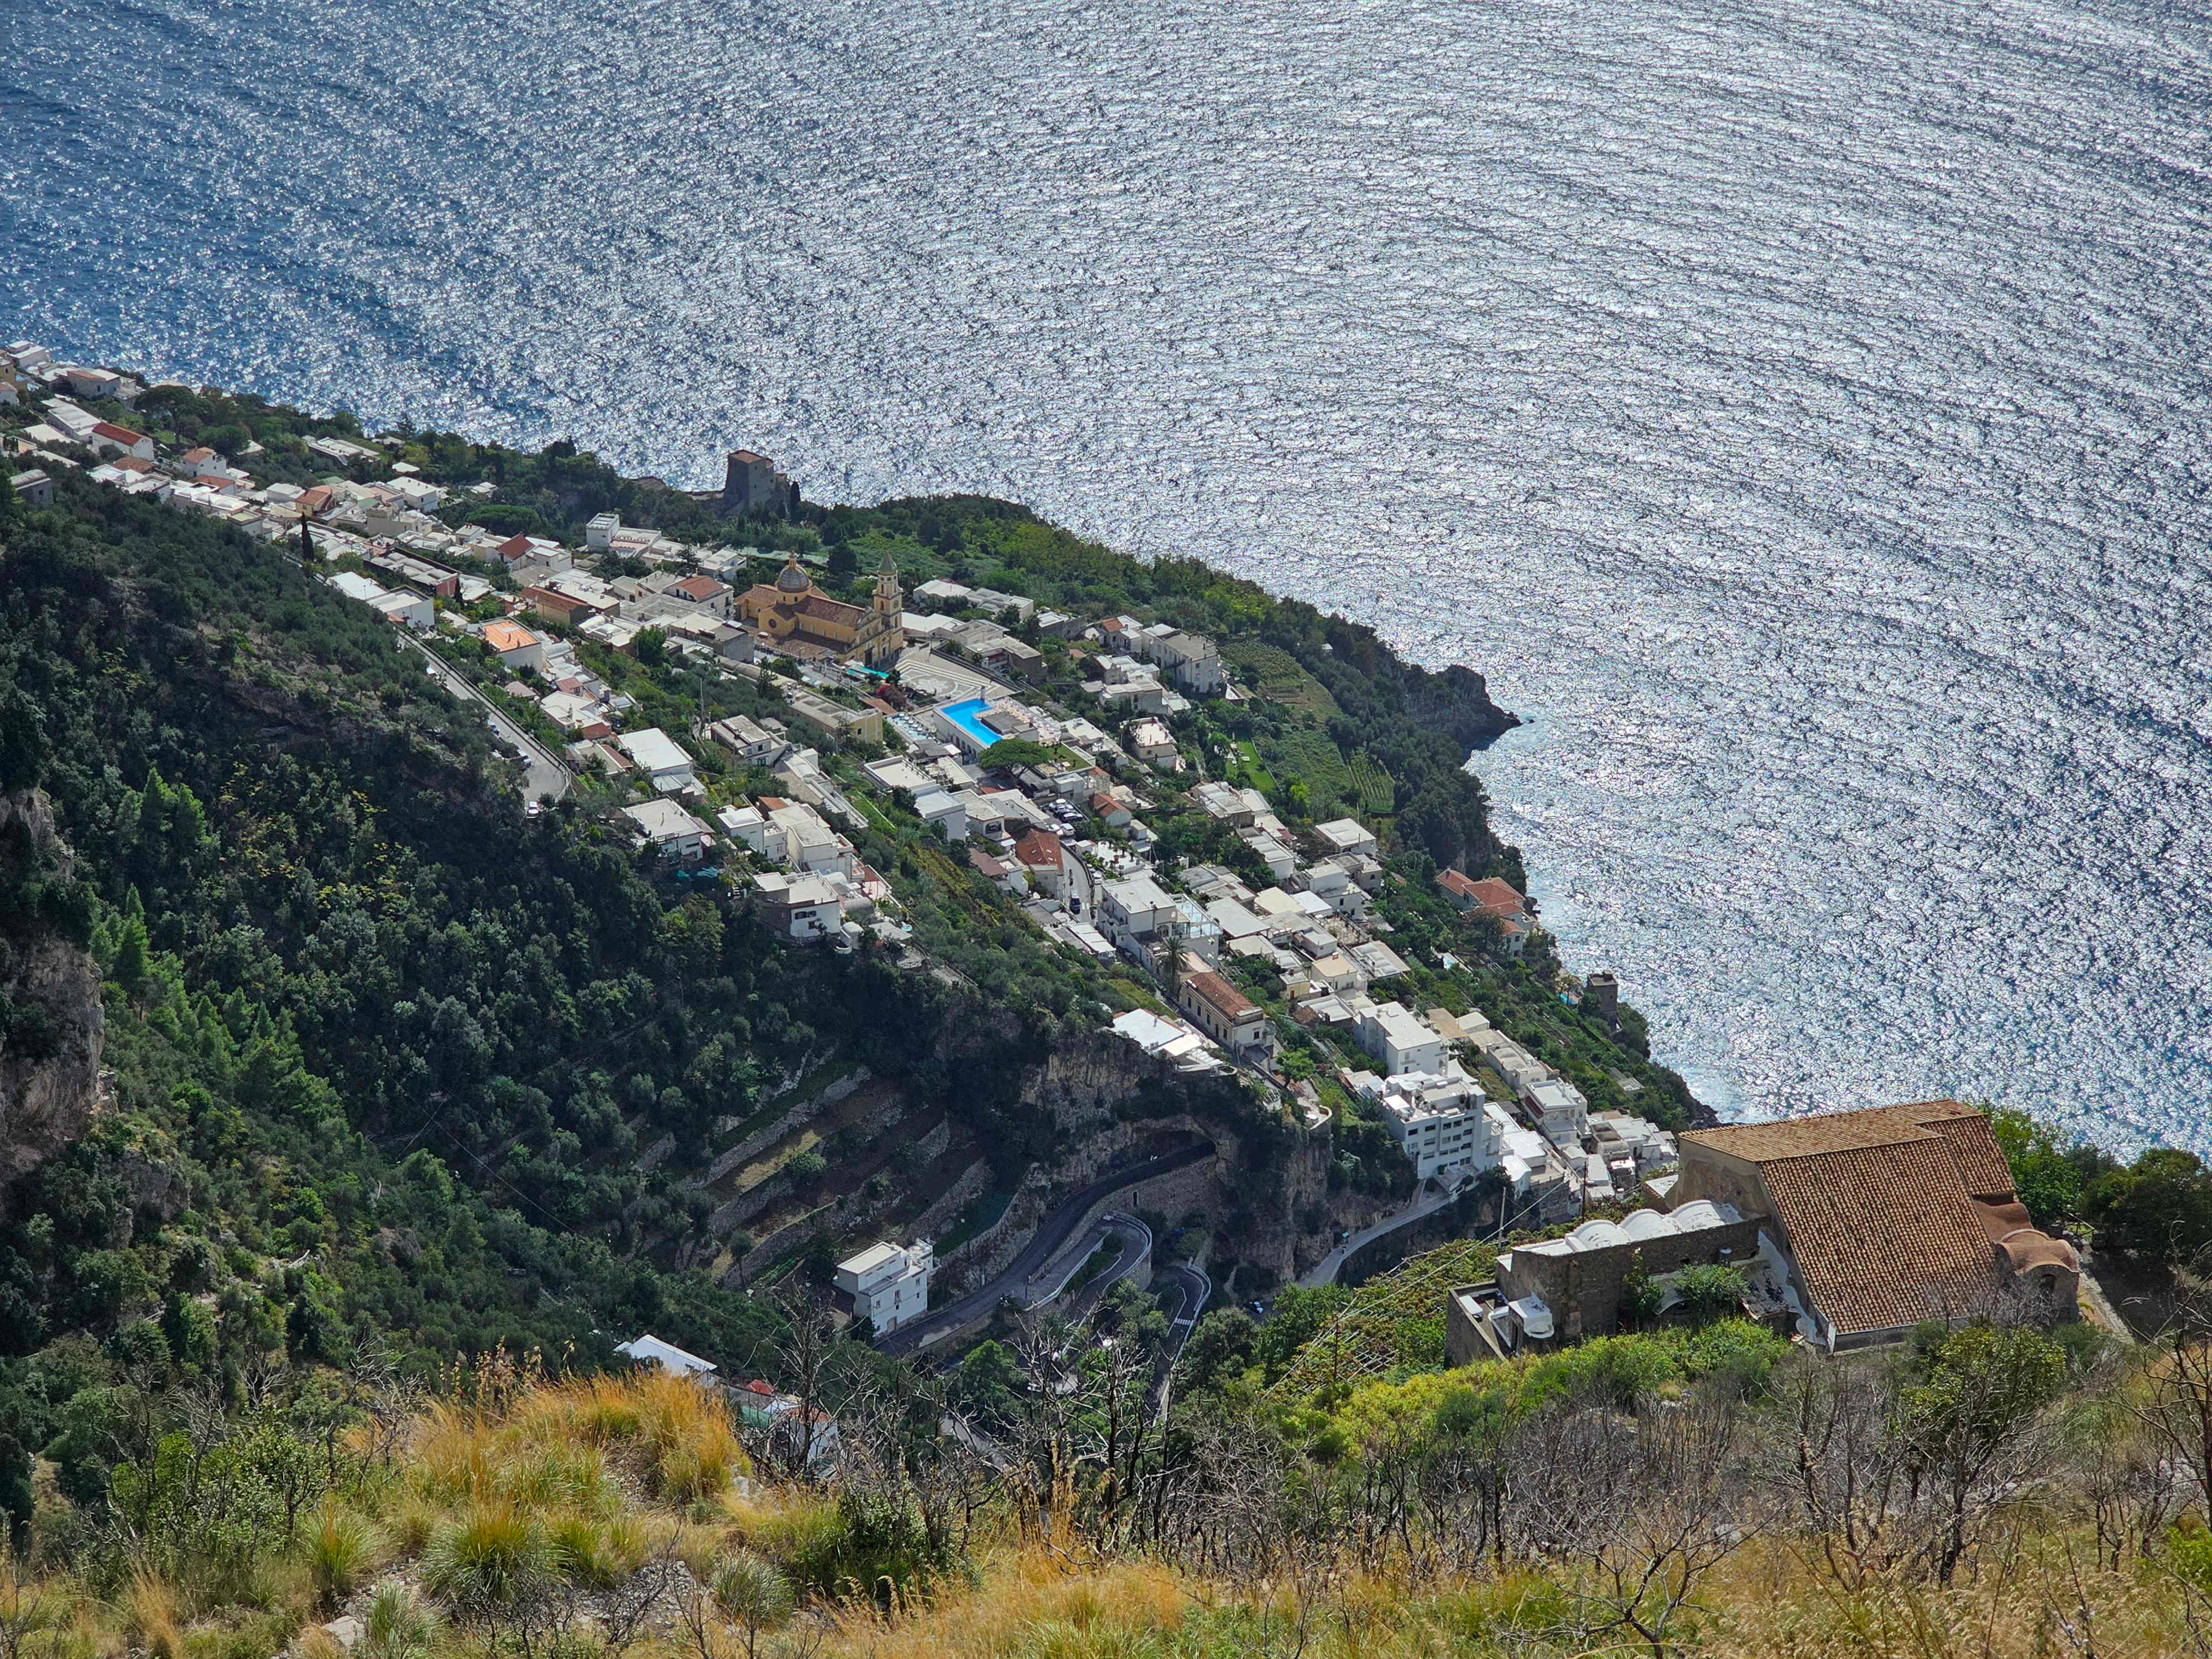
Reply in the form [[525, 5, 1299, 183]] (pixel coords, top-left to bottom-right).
[[1179, 1308, 1258, 1394], [2086, 1149, 2212, 1264], [1990, 1107, 2115, 1231], [1520, 1395, 1761, 1658], [1898, 1322, 2068, 1584]]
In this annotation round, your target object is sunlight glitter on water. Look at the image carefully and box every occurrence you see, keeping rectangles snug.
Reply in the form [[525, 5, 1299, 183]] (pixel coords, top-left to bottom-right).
[[8, 0, 2209, 1152]]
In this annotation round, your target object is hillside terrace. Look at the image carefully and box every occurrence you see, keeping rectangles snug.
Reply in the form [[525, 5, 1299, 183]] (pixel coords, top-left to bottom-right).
[[7, 337, 1691, 1232]]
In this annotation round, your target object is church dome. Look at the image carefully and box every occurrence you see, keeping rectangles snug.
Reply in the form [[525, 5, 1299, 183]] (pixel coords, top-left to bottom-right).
[[775, 557, 811, 594]]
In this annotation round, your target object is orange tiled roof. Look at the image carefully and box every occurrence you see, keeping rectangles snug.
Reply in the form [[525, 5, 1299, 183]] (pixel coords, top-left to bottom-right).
[[483, 621, 539, 652], [1013, 828, 1062, 870], [1757, 1138, 1997, 1335], [1683, 1100, 2033, 1337], [1185, 969, 1257, 1023]]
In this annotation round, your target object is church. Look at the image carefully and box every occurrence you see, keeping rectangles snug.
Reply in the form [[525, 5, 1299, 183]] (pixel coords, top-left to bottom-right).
[[737, 552, 904, 667]]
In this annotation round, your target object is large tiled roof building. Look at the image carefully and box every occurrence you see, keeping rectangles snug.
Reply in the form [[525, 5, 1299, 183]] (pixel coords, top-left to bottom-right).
[[1674, 1100, 2079, 1350], [737, 552, 904, 666]]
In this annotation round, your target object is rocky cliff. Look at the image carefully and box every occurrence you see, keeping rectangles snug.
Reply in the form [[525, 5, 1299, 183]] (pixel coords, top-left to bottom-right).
[[0, 790, 104, 1193], [1402, 662, 1519, 751]]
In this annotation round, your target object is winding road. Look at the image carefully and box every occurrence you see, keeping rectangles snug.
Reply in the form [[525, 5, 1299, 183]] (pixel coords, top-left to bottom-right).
[[1296, 1171, 1472, 1288], [1150, 1259, 1212, 1412], [881, 1138, 1214, 1356], [408, 635, 573, 805]]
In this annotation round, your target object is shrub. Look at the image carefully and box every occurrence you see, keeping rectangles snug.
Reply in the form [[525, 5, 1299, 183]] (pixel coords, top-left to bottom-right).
[[712, 1552, 793, 1658], [361, 1583, 440, 1659], [422, 1504, 554, 1612], [726, 1492, 849, 1585], [306, 1505, 378, 1609]]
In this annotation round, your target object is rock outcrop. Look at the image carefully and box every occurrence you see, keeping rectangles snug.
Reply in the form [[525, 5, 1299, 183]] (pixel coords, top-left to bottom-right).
[[1402, 662, 1519, 750], [0, 789, 104, 1194]]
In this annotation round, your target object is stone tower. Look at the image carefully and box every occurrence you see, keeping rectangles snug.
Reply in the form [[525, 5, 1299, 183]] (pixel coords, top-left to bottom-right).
[[1583, 970, 1620, 1029], [872, 549, 902, 618], [723, 449, 790, 518]]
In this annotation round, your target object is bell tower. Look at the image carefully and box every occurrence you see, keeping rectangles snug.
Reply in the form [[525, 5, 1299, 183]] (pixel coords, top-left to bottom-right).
[[872, 550, 902, 616]]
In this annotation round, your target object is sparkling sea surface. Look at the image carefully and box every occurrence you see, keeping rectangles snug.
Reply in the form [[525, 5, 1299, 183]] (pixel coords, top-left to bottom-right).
[[6, 0, 2210, 1152]]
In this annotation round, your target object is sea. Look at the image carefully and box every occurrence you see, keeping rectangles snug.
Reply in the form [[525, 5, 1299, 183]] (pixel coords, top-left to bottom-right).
[[6, 0, 2210, 1155]]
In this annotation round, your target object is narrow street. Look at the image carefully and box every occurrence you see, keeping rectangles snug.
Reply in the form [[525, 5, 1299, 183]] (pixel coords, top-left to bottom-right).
[[410, 637, 573, 806], [1296, 1173, 1471, 1288]]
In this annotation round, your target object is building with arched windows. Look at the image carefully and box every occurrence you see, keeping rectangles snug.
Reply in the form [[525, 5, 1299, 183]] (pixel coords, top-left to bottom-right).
[[736, 552, 904, 666]]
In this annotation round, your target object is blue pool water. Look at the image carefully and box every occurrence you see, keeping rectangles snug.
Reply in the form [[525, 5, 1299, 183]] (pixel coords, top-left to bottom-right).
[[937, 699, 1001, 754]]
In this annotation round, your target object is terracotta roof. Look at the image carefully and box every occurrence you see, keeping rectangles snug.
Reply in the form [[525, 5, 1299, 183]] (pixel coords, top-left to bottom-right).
[[483, 621, 539, 652], [673, 574, 726, 601], [797, 594, 861, 623], [1682, 1101, 2004, 1177], [1914, 1106, 2017, 1201], [1682, 1100, 2039, 1338], [1013, 829, 1062, 870], [1185, 969, 1257, 1024], [1756, 1138, 1998, 1335], [496, 534, 533, 559], [91, 421, 145, 446], [1442, 876, 1531, 916]]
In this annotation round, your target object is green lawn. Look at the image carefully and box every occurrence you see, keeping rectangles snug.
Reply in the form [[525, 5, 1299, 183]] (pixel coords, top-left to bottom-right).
[[1236, 740, 1278, 795]]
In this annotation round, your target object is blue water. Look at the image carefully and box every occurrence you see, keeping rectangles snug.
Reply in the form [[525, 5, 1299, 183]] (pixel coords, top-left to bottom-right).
[[7, 0, 2211, 1153], [937, 698, 1001, 753]]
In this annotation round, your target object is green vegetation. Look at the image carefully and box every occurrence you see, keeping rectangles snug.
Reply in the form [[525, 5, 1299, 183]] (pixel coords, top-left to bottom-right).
[[20, 379, 2212, 1656], [974, 738, 1076, 772]]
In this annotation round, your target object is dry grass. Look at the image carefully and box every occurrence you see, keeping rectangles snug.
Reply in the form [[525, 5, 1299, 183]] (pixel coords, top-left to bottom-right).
[[789, 1531, 2212, 1659], [817, 1551, 1194, 1659], [122, 1570, 181, 1659], [504, 1370, 747, 1500], [1695, 1532, 2195, 1659]]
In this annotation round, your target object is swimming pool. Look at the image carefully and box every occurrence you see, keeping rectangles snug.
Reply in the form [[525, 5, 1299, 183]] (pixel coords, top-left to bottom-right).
[[937, 696, 999, 753]]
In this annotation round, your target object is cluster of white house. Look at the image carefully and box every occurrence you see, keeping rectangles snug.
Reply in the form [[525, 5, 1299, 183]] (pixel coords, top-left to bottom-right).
[[1334, 993, 1678, 1217], [13, 355, 1627, 1207]]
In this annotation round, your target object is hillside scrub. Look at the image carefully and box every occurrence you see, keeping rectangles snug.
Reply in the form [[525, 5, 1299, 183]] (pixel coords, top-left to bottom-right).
[[0, 1299, 2200, 1656]]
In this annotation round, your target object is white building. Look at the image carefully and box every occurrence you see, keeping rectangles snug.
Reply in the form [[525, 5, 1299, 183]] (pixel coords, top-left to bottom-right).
[[1357, 1001, 1446, 1078], [1526, 1078, 1591, 1151], [911, 789, 969, 843], [614, 1333, 716, 1381], [1136, 628, 1223, 694], [1097, 870, 1179, 953], [368, 588, 434, 632], [708, 714, 785, 765], [724, 799, 853, 874], [752, 871, 844, 941], [836, 1240, 934, 1336], [1313, 818, 1380, 860], [1128, 717, 1177, 764], [616, 727, 697, 793], [586, 512, 620, 551], [621, 799, 709, 859], [331, 571, 433, 632], [483, 619, 546, 676], [1374, 1069, 1503, 1181]]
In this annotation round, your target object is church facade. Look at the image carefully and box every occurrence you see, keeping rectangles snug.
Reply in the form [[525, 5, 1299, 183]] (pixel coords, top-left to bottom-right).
[[737, 554, 904, 667]]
